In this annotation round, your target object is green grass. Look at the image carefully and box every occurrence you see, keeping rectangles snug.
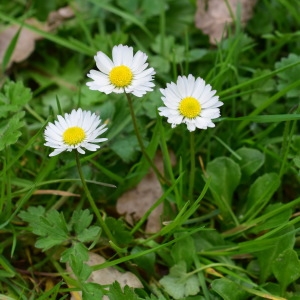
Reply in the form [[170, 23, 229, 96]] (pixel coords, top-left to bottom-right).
[[1, 0, 300, 299]]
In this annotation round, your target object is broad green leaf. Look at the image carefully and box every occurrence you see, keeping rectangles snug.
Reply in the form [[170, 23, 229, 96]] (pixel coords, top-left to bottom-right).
[[69, 252, 92, 283], [256, 226, 295, 283], [0, 112, 25, 151], [275, 53, 300, 98], [4, 81, 32, 106], [149, 56, 170, 74], [171, 235, 195, 270], [206, 157, 241, 214], [62, 243, 91, 283], [151, 35, 175, 55], [235, 147, 265, 177], [159, 261, 200, 299], [60, 242, 89, 264], [18, 206, 45, 220], [194, 230, 226, 252], [0, 81, 32, 150], [116, 0, 138, 13], [110, 134, 139, 163], [251, 203, 292, 234], [248, 70, 276, 108], [186, 49, 208, 62], [77, 226, 101, 243], [107, 282, 139, 300], [71, 209, 93, 235], [131, 246, 156, 275], [82, 282, 104, 300], [141, 0, 165, 19], [211, 278, 249, 300], [243, 173, 280, 220], [105, 217, 133, 245], [19, 207, 69, 251], [272, 249, 300, 291]]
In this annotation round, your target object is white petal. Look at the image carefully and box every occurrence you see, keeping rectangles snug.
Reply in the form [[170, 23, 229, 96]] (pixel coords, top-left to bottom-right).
[[95, 52, 114, 74]]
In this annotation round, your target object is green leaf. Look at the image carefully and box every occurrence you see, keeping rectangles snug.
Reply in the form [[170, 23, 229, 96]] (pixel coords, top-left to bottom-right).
[[2, 27, 21, 71], [61, 242, 89, 264], [272, 249, 300, 291], [243, 173, 280, 220], [18, 206, 45, 219], [150, 56, 170, 74], [186, 49, 208, 62], [206, 157, 241, 216], [292, 154, 300, 170], [140, 0, 165, 19], [256, 226, 295, 283], [235, 147, 265, 177], [82, 282, 104, 300], [275, 53, 300, 98], [70, 254, 92, 283], [151, 35, 175, 55], [4, 81, 32, 107], [62, 242, 91, 283], [159, 261, 200, 299], [77, 226, 101, 243], [107, 282, 140, 300], [248, 69, 276, 108], [251, 203, 292, 234], [71, 209, 93, 235], [0, 81, 32, 150], [171, 234, 195, 270], [115, 0, 138, 14], [211, 278, 249, 300], [110, 134, 139, 163], [0, 111, 25, 151], [105, 217, 133, 245], [19, 207, 69, 251], [194, 230, 226, 252], [131, 246, 156, 276], [0, 81, 32, 118]]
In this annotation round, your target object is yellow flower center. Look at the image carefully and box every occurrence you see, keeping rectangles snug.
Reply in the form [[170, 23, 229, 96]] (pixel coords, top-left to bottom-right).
[[109, 65, 133, 87], [63, 127, 86, 146], [179, 97, 201, 118]]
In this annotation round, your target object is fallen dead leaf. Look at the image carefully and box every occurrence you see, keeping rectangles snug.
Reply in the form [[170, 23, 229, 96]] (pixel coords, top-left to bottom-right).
[[67, 252, 143, 300], [0, 6, 74, 69], [0, 18, 49, 69], [195, 0, 257, 44], [48, 6, 75, 30], [116, 151, 175, 233]]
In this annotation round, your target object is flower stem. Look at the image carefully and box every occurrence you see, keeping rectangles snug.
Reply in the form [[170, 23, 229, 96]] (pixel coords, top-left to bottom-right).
[[75, 151, 116, 244], [125, 93, 166, 184], [188, 131, 195, 201]]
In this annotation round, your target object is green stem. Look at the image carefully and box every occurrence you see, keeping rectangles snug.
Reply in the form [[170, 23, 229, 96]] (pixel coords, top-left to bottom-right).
[[193, 255, 211, 300], [188, 131, 195, 201], [75, 152, 116, 244], [125, 92, 166, 184]]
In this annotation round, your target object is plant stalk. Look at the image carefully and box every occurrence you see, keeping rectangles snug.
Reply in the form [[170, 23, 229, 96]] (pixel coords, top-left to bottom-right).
[[75, 151, 116, 244], [125, 92, 166, 184]]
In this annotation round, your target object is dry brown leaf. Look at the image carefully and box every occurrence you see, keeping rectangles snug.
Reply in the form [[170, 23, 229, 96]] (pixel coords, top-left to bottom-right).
[[67, 252, 143, 300], [116, 151, 175, 233], [48, 6, 74, 30], [195, 0, 257, 44], [0, 18, 49, 68], [0, 6, 74, 69]]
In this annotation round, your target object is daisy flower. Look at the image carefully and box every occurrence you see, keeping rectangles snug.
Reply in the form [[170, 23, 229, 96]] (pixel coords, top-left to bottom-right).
[[44, 108, 108, 157], [86, 44, 155, 97], [158, 75, 223, 131]]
